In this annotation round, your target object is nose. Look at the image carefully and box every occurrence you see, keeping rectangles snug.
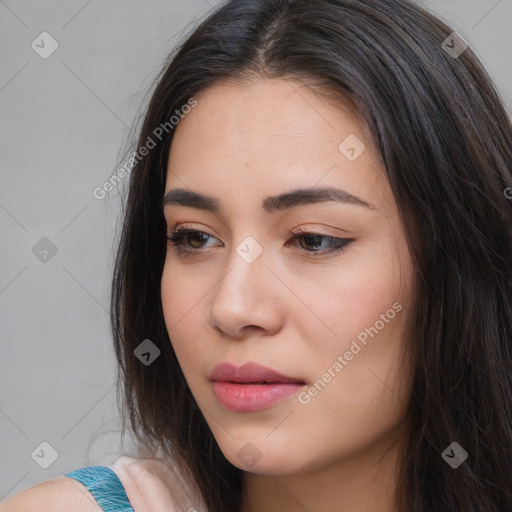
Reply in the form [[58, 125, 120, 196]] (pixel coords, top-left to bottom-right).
[[206, 243, 283, 339]]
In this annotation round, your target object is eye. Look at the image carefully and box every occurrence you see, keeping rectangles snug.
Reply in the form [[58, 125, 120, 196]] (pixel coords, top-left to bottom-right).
[[166, 227, 220, 255], [166, 226, 353, 257], [289, 226, 352, 255]]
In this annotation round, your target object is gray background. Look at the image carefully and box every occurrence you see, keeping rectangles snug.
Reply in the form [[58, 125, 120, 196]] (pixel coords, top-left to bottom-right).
[[1, 0, 511, 500]]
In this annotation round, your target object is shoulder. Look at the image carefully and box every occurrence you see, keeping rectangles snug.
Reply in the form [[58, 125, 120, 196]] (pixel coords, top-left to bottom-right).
[[110, 454, 180, 510], [0, 476, 100, 512], [110, 453, 207, 511]]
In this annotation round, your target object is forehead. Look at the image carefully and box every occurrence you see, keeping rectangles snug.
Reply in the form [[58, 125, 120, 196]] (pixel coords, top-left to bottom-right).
[[171, 77, 366, 150], [165, 78, 389, 216]]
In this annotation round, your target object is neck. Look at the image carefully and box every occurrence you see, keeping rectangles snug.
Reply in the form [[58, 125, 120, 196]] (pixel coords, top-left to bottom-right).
[[240, 431, 405, 512]]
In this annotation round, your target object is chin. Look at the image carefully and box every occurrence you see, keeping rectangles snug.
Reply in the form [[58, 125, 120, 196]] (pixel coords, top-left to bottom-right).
[[213, 434, 317, 475]]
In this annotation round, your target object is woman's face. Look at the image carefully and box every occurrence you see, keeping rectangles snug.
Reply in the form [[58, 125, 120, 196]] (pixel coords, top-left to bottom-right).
[[161, 78, 413, 475]]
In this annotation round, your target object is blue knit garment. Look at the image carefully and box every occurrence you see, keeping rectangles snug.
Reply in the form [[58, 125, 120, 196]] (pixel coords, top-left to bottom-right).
[[65, 466, 134, 512]]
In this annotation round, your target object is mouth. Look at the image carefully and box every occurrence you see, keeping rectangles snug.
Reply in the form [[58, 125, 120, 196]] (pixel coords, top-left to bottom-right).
[[209, 362, 306, 412], [209, 361, 306, 384]]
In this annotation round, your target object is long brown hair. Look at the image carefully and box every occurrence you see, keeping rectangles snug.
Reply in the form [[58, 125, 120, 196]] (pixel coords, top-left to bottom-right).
[[110, 1, 512, 510]]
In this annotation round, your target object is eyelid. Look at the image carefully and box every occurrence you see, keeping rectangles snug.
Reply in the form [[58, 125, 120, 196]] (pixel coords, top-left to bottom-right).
[[169, 222, 347, 239], [169, 223, 223, 242]]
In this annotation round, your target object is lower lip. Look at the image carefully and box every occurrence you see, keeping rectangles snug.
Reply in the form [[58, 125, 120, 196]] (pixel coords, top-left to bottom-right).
[[212, 381, 304, 412]]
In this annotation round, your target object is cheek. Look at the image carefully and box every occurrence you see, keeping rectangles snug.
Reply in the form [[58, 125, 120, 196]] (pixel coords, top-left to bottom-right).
[[295, 237, 408, 356], [291, 239, 412, 427], [313, 248, 411, 408]]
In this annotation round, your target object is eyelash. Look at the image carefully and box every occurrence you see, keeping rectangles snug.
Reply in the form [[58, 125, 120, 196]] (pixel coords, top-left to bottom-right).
[[166, 226, 353, 257]]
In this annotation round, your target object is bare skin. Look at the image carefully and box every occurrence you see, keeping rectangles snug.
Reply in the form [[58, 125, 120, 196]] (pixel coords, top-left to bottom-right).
[[161, 77, 414, 512]]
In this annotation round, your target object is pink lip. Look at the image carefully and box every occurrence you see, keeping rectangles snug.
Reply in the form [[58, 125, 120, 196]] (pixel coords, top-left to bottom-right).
[[210, 362, 306, 412]]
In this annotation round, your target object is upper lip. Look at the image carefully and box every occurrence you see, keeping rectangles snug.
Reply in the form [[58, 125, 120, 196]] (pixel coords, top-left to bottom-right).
[[209, 362, 305, 384]]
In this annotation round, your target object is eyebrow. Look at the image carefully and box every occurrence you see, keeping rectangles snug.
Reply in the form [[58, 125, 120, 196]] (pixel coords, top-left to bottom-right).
[[161, 186, 376, 213]]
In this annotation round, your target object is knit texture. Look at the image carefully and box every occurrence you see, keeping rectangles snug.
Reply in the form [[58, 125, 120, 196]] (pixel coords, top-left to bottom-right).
[[66, 465, 135, 512]]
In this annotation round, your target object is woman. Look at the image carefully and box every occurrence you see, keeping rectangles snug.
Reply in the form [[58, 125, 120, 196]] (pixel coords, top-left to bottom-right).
[[2, 0, 511, 511]]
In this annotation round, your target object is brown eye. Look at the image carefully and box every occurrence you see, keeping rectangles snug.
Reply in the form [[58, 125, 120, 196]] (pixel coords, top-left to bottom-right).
[[186, 231, 210, 249], [167, 228, 221, 255], [289, 228, 353, 255]]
